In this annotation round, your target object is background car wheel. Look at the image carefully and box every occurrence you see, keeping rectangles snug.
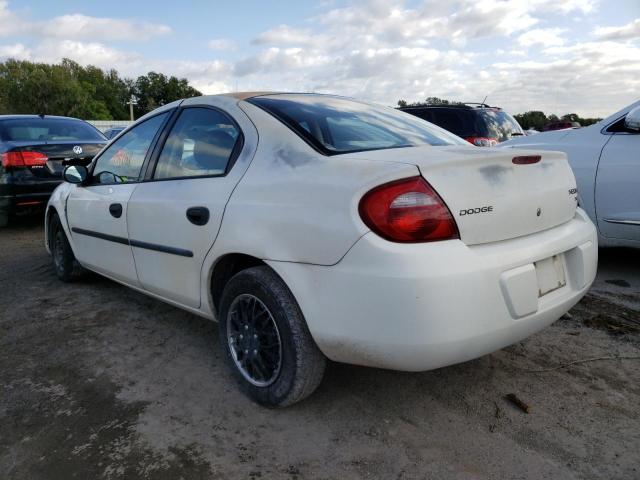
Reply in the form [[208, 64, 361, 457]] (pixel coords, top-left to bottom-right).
[[49, 213, 85, 282], [219, 266, 326, 407], [0, 212, 8, 228]]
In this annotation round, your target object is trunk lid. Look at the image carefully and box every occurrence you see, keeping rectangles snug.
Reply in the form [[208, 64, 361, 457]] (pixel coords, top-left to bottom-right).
[[346, 145, 578, 245], [5, 140, 106, 178]]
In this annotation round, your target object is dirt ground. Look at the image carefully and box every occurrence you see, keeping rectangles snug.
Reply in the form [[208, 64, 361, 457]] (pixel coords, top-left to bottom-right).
[[1, 215, 639, 480]]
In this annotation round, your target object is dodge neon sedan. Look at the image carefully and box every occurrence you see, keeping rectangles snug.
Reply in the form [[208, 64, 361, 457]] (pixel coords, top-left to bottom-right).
[[45, 93, 598, 406]]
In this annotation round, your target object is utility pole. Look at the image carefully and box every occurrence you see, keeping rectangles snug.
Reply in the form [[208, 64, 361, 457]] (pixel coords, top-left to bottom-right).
[[126, 94, 138, 121]]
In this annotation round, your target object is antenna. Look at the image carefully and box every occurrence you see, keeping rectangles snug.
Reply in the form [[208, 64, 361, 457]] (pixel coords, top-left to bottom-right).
[[481, 95, 488, 106]]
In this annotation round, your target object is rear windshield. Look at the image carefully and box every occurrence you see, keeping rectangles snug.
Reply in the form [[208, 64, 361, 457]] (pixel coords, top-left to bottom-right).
[[0, 117, 105, 142], [480, 110, 524, 141], [249, 95, 467, 155], [407, 108, 523, 142]]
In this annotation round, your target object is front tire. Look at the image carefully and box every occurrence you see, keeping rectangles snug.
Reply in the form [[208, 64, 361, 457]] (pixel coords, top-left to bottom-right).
[[219, 266, 326, 407], [49, 213, 84, 282]]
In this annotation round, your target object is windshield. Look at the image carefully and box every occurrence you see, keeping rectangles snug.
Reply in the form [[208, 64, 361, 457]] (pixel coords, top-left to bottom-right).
[[249, 95, 467, 155], [0, 117, 105, 142]]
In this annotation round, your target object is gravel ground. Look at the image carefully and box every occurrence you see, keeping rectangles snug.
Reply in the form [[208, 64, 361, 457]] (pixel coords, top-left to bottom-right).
[[1, 214, 639, 480]]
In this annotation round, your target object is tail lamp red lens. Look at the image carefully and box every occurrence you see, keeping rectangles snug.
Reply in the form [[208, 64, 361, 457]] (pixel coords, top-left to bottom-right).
[[512, 155, 541, 165], [359, 176, 459, 243], [465, 136, 498, 147], [1, 151, 48, 168]]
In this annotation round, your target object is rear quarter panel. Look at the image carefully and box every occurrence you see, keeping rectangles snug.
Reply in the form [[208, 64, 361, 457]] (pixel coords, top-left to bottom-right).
[[207, 102, 420, 266]]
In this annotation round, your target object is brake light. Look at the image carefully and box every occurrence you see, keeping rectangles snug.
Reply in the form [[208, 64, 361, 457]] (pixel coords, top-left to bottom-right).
[[1, 151, 48, 168], [512, 155, 541, 165], [465, 136, 498, 147], [359, 176, 459, 243]]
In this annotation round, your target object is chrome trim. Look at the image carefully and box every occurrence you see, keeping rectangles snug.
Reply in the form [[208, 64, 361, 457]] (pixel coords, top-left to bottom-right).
[[602, 218, 640, 226]]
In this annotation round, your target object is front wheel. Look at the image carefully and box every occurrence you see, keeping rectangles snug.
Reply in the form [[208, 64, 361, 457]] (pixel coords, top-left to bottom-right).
[[219, 266, 326, 407], [49, 213, 84, 282]]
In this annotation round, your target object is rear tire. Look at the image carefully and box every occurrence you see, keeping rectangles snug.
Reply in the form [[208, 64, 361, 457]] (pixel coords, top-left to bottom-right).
[[49, 213, 85, 282], [219, 266, 326, 407], [0, 212, 8, 228]]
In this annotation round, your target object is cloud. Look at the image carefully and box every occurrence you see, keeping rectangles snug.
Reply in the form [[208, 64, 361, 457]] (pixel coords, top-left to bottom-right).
[[0, 0, 26, 36], [0, 0, 637, 117], [518, 28, 566, 47], [208, 38, 236, 50], [38, 14, 171, 41], [252, 25, 315, 46], [0, 2, 170, 41], [594, 18, 640, 41], [0, 43, 30, 59], [32, 40, 142, 68]]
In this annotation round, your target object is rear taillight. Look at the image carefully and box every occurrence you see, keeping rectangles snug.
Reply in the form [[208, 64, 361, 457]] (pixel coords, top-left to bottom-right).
[[359, 176, 459, 243], [465, 136, 498, 147], [1, 151, 48, 168]]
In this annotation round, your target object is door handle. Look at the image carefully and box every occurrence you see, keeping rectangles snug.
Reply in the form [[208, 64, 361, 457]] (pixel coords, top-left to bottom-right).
[[109, 203, 123, 218], [186, 206, 209, 226]]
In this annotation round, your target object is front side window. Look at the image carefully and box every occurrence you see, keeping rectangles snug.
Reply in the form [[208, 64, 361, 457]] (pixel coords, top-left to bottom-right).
[[92, 112, 169, 184], [249, 94, 467, 155], [153, 108, 240, 179]]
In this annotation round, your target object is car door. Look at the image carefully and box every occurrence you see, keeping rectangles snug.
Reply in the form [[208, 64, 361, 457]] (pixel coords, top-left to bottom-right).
[[595, 122, 640, 242], [126, 101, 255, 308], [66, 111, 171, 284]]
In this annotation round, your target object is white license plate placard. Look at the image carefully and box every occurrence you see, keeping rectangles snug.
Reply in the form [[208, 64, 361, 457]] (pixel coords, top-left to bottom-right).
[[534, 254, 566, 297]]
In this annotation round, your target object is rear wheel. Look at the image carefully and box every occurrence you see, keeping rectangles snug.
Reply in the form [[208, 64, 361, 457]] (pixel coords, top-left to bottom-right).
[[219, 266, 326, 407], [49, 213, 84, 282], [0, 212, 8, 228]]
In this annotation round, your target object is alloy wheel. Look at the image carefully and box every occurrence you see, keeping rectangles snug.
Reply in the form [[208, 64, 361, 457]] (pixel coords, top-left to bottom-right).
[[226, 294, 283, 387]]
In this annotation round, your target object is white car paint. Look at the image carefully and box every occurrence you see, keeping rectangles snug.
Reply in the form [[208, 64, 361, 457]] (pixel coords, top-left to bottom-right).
[[500, 100, 640, 248], [46, 93, 598, 372]]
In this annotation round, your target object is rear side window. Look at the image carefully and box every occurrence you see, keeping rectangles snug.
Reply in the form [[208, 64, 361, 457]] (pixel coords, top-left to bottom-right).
[[479, 110, 524, 141], [0, 118, 105, 142], [153, 107, 240, 179], [92, 112, 169, 184], [407, 108, 480, 138], [249, 95, 466, 155]]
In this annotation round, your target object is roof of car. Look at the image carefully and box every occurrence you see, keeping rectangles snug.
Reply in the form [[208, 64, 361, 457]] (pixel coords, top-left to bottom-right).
[[218, 92, 342, 101], [220, 92, 277, 100], [0, 114, 84, 121], [400, 104, 502, 111]]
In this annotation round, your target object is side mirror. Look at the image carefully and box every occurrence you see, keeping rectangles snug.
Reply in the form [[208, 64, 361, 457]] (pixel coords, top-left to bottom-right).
[[63, 165, 88, 184], [624, 106, 640, 131]]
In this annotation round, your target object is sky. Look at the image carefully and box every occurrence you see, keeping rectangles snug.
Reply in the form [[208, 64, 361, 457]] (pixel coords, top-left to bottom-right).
[[0, 0, 638, 117]]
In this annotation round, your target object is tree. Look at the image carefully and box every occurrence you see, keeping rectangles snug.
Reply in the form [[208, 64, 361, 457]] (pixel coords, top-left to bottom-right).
[[398, 96, 460, 108], [513, 111, 549, 130], [132, 72, 201, 118], [0, 58, 202, 120], [423, 97, 452, 105]]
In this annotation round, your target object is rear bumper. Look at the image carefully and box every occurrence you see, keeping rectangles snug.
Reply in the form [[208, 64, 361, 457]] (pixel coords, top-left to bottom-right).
[[268, 208, 598, 371], [0, 172, 61, 214]]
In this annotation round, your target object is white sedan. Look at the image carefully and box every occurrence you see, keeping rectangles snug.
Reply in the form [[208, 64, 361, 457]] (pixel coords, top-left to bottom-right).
[[501, 101, 640, 248], [45, 93, 597, 406]]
